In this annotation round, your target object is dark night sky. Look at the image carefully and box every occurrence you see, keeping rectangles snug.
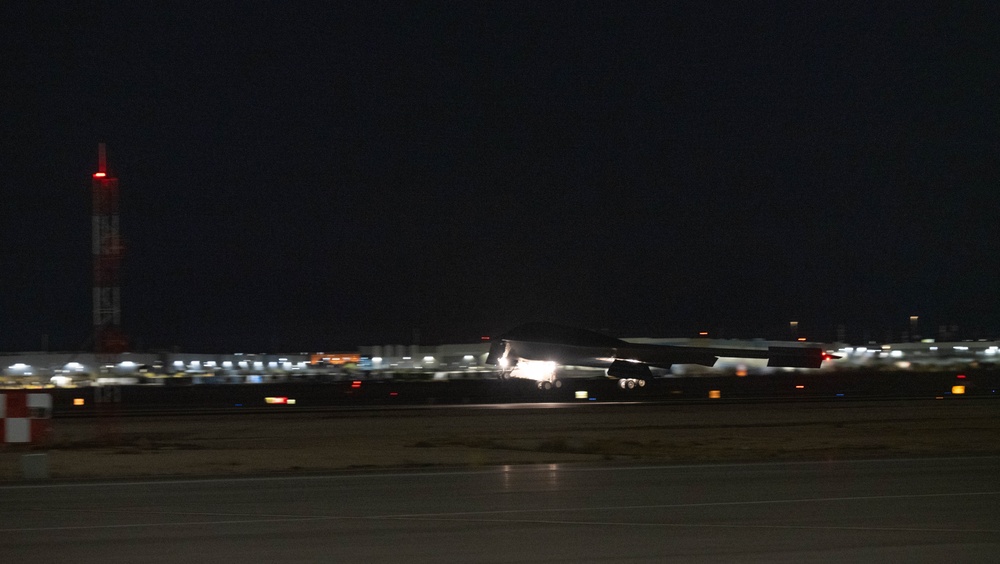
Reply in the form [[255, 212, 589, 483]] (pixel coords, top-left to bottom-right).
[[2, 2, 998, 352]]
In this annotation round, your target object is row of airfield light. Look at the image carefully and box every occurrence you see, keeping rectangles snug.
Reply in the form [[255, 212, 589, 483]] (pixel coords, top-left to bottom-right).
[[5, 345, 998, 381], [836, 345, 998, 356], [5, 354, 483, 376], [832, 344, 999, 369], [3, 359, 314, 377], [366, 355, 479, 369], [68, 379, 969, 408]]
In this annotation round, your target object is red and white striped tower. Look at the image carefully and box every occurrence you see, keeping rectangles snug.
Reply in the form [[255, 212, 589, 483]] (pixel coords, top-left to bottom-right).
[[0, 392, 52, 443], [92, 143, 127, 353]]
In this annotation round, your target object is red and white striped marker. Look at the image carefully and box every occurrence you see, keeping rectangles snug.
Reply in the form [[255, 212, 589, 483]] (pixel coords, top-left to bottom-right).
[[0, 392, 52, 443]]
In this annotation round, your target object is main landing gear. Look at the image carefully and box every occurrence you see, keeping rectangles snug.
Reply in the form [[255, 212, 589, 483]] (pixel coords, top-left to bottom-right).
[[618, 378, 646, 390], [537, 379, 563, 390]]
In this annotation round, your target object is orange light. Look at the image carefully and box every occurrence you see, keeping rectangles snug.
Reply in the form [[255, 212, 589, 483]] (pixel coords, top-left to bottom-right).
[[708, 390, 721, 399], [73, 398, 85, 406], [951, 385, 966, 395], [795, 385, 805, 389], [797, 337, 807, 341], [698, 332, 709, 336], [93, 172, 106, 178], [310, 352, 360, 366]]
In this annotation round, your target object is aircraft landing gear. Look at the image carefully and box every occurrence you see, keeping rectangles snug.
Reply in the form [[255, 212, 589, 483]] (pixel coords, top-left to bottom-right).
[[618, 378, 646, 390], [537, 379, 562, 390]]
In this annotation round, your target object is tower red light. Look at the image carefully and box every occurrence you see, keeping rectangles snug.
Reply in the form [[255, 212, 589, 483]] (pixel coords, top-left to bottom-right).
[[91, 142, 125, 354]]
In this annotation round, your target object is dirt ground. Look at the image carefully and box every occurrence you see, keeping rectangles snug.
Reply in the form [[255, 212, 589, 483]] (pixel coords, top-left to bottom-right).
[[2, 399, 999, 481]]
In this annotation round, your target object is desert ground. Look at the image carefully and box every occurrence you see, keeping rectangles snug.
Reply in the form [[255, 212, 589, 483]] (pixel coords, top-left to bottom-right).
[[2, 399, 998, 481]]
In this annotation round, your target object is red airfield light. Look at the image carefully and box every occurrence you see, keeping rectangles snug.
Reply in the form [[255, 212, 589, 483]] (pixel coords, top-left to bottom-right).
[[481, 336, 490, 341], [93, 172, 107, 178], [957, 374, 967, 379], [351, 380, 362, 389]]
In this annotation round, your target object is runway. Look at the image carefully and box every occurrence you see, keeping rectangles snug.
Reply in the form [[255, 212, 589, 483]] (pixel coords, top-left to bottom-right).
[[2, 457, 998, 562]]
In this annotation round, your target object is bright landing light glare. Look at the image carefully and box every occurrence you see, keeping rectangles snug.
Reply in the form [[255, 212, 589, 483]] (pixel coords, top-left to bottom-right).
[[513, 360, 556, 381]]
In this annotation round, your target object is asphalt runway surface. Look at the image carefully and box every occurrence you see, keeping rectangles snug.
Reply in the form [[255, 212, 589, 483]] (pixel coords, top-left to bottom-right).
[[2, 457, 998, 563]]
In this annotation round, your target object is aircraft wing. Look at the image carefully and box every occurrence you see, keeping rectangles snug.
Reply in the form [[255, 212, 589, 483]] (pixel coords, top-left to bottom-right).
[[617, 342, 829, 369], [487, 323, 831, 372]]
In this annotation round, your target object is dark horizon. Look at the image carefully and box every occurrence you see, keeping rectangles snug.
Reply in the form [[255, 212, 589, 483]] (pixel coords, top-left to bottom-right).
[[3, 3, 998, 353]]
